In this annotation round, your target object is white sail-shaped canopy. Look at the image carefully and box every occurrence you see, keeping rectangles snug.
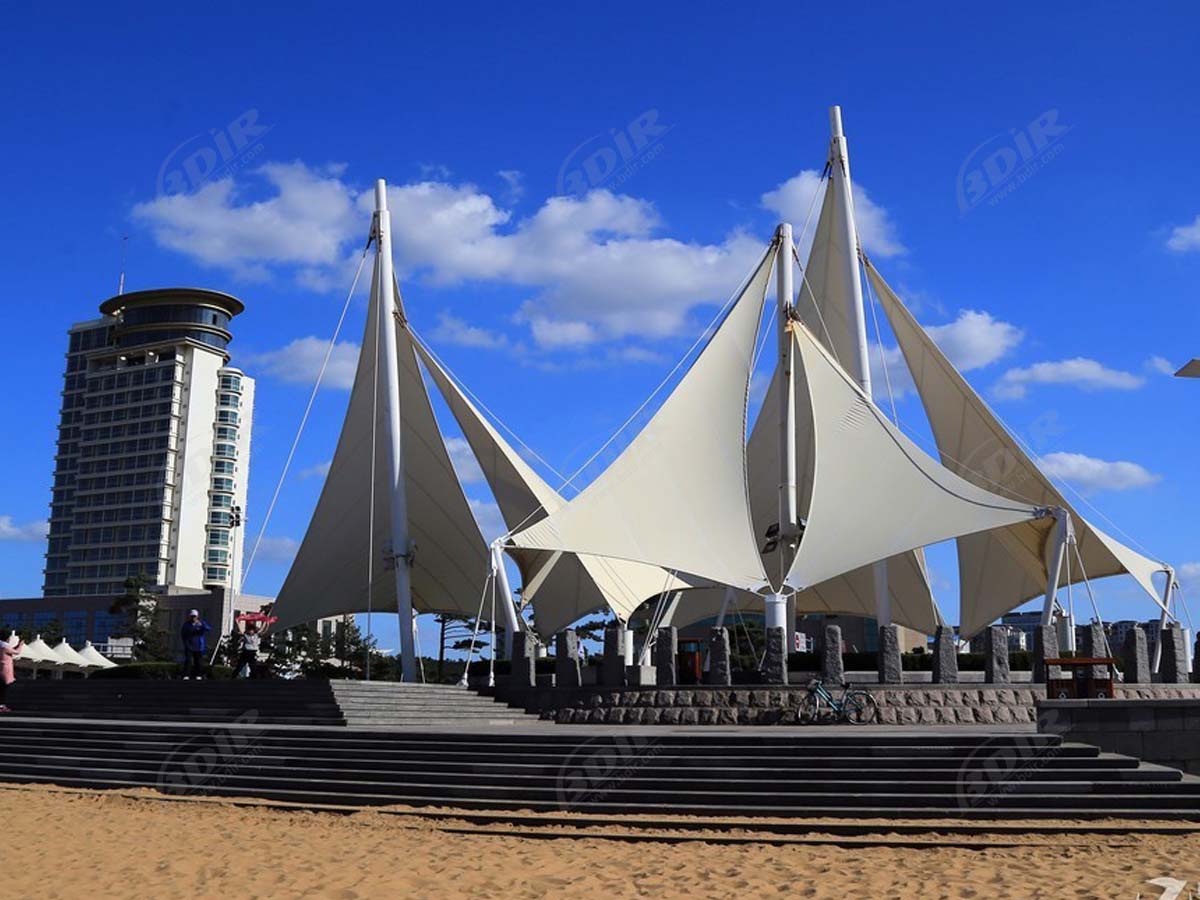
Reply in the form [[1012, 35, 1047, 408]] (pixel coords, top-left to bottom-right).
[[510, 246, 776, 592], [273, 262, 489, 630], [784, 323, 1041, 593], [52, 639, 93, 669], [747, 365, 940, 633], [412, 337, 693, 635], [796, 154, 866, 385], [15, 636, 60, 667], [866, 260, 1169, 637], [77, 641, 118, 669]]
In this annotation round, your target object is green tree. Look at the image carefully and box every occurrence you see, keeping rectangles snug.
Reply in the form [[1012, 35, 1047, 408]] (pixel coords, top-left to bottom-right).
[[109, 574, 170, 661]]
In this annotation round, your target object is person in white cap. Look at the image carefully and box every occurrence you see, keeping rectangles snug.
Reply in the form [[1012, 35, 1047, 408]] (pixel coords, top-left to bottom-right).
[[179, 609, 211, 680]]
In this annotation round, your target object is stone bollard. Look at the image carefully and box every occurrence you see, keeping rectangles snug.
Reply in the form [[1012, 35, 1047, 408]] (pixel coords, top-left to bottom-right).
[[985, 626, 1011, 684], [1033, 624, 1062, 684], [877, 624, 902, 685], [554, 629, 582, 689], [705, 627, 732, 686], [654, 626, 678, 686], [822, 624, 844, 685], [763, 626, 789, 685], [602, 626, 627, 686], [1122, 625, 1150, 685], [1080, 622, 1110, 680], [512, 631, 537, 688], [1160, 623, 1189, 684], [932, 625, 958, 683]]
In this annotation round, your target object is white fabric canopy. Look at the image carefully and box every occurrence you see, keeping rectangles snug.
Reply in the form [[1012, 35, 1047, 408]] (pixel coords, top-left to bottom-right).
[[796, 160, 865, 384], [77, 642, 118, 669], [866, 260, 1169, 637], [511, 246, 776, 591], [273, 262, 490, 630], [52, 639, 93, 669], [413, 338, 693, 635], [746, 362, 940, 634], [14, 636, 60, 667], [785, 324, 1040, 593]]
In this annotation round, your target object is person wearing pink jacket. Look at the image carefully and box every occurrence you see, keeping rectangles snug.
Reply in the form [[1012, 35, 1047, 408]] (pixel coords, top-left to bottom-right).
[[0, 627, 24, 713]]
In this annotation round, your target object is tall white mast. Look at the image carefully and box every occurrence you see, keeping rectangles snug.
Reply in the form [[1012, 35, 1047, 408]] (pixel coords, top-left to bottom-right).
[[829, 105, 891, 627], [767, 223, 795, 635], [374, 179, 417, 681]]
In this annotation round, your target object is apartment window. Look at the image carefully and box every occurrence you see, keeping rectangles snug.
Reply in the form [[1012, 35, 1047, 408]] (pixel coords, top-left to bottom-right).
[[205, 549, 229, 565], [215, 426, 238, 442], [204, 566, 228, 582], [214, 443, 236, 459], [209, 511, 232, 527], [219, 374, 242, 392], [216, 409, 239, 425], [207, 529, 230, 547], [211, 477, 234, 493], [218, 393, 239, 408], [213, 460, 235, 476]]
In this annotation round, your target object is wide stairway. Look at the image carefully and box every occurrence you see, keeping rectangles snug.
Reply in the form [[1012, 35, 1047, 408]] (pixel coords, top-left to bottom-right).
[[0, 721, 1196, 819], [328, 681, 538, 727], [4, 681, 539, 728]]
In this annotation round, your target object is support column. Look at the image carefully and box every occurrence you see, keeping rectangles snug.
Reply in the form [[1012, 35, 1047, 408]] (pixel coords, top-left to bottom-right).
[[776, 222, 798, 545], [491, 542, 519, 661], [1152, 569, 1174, 674], [374, 179, 416, 683], [1040, 508, 1072, 639]]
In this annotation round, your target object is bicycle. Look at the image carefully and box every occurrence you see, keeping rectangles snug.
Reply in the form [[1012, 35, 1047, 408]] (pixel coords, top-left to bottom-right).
[[798, 678, 879, 725]]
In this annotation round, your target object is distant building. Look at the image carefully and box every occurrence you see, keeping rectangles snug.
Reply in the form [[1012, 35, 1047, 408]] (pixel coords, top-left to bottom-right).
[[43, 287, 254, 598], [0, 287, 257, 653]]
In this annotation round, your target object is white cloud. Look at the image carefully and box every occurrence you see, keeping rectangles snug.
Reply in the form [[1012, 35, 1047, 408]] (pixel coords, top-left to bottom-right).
[[1145, 356, 1176, 376], [133, 162, 360, 281], [1039, 452, 1161, 494], [994, 358, 1144, 400], [243, 337, 360, 390], [497, 169, 524, 201], [525, 315, 598, 349], [761, 169, 906, 258], [431, 312, 508, 349], [132, 161, 771, 343], [1166, 214, 1200, 253], [254, 536, 300, 563], [298, 460, 331, 480], [870, 309, 1023, 399], [445, 437, 484, 484], [468, 496, 506, 543], [0, 516, 47, 543]]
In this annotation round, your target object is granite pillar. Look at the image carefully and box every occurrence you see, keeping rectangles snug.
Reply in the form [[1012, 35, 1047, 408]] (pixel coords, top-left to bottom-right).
[[763, 626, 789, 685], [654, 626, 678, 686], [1160, 623, 1189, 684], [1122, 625, 1150, 685], [822, 624, 844, 685], [1034, 624, 1062, 683], [932, 625, 958, 684], [602, 626, 627, 686], [985, 626, 1011, 684], [877, 624, 902, 685], [511, 631, 536, 688], [554, 629, 582, 689], [1080, 622, 1110, 679], [705, 627, 732, 686]]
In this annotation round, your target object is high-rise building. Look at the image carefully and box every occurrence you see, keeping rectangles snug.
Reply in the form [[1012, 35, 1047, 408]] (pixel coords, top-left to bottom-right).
[[43, 288, 254, 599]]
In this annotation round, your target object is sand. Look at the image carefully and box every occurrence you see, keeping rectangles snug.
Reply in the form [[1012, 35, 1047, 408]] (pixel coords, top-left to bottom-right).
[[5, 785, 1199, 899]]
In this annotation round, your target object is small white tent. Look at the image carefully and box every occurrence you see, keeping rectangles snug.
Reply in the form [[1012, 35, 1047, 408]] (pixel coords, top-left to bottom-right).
[[77, 642, 118, 669]]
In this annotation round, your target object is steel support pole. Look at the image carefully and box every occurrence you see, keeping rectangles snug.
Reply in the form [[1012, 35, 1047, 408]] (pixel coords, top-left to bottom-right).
[[374, 180, 416, 682]]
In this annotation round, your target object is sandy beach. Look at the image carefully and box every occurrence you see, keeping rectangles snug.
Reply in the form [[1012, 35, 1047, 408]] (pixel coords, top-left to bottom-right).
[[5, 784, 1199, 899]]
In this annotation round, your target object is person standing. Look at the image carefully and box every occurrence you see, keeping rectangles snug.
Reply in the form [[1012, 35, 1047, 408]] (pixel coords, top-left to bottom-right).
[[237, 622, 261, 679], [180, 610, 211, 680], [0, 628, 25, 712]]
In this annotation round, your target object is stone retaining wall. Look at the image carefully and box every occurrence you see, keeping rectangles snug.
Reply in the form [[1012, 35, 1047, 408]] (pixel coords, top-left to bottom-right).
[[1038, 695, 1200, 774], [495, 683, 1200, 726]]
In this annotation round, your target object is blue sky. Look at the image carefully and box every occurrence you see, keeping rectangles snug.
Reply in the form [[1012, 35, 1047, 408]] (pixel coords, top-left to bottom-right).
[[3, 2, 1199, 652]]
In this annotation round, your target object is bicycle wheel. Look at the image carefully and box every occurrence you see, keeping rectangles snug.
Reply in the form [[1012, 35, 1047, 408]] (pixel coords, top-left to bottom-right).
[[798, 692, 822, 725], [842, 690, 879, 725]]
